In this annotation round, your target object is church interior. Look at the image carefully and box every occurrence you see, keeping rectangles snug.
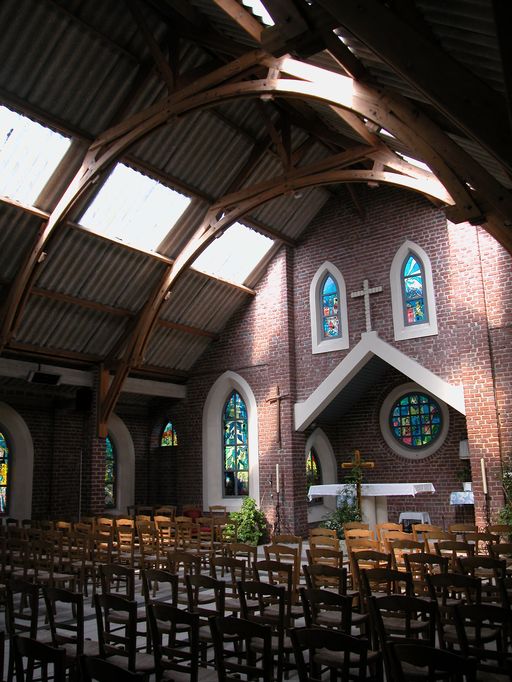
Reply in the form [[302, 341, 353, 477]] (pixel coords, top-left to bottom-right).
[[1, 0, 512, 677]]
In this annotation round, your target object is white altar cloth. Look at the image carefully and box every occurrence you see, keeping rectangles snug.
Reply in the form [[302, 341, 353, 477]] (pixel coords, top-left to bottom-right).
[[308, 482, 436, 499]]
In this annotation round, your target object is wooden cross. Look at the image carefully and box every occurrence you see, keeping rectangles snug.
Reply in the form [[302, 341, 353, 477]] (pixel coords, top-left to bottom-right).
[[266, 385, 289, 448], [341, 449, 375, 514], [350, 279, 383, 332]]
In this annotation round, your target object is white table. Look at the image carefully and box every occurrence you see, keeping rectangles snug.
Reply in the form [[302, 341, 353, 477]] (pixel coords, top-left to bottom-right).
[[308, 483, 436, 528]]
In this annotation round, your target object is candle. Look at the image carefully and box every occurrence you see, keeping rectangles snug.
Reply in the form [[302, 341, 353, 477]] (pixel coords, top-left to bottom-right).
[[481, 458, 488, 495], [276, 463, 280, 493]]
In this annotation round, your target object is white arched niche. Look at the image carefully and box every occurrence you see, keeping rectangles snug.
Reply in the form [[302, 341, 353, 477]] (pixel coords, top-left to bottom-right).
[[0, 401, 34, 521], [203, 371, 260, 512], [106, 413, 135, 515], [305, 427, 337, 524]]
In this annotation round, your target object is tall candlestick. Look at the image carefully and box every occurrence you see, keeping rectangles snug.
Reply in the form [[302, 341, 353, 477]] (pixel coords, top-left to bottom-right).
[[481, 458, 488, 495], [276, 463, 279, 493]]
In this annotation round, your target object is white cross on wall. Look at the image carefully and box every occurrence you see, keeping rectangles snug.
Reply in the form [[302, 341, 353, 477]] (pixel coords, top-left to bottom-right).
[[350, 279, 383, 332]]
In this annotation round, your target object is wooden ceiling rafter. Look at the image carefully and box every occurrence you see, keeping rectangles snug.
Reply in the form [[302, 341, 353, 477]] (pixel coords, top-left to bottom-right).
[[315, 0, 512, 174], [491, 0, 512, 132], [210, 0, 264, 42]]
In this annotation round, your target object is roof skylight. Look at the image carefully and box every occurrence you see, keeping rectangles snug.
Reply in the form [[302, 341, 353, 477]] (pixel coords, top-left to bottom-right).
[[80, 163, 191, 252], [0, 105, 71, 206], [192, 222, 274, 284], [242, 1, 274, 25]]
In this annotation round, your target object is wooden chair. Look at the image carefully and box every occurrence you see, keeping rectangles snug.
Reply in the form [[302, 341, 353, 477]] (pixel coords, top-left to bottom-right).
[[487, 524, 512, 543], [464, 531, 498, 554], [375, 522, 402, 545], [166, 549, 202, 606], [389, 642, 477, 681], [210, 555, 246, 615], [153, 505, 176, 520], [345, 528, 375, 542], [458, 555, 506, 605], [426, 572, 482, 648], [147, 602, 201, 682], [210, 615, 274, 682], [308, 534, 339, 551], [350, 549, 391, 593], [253, 559, 299, 623], [93, 593, 155, 675], [306, 546, 343, 569], [290, 626, 383, 682], [342, 522, 369, 533], [303, 563, 347, 595], [81, 656, 147, 682], [225, 541, 258, 570], [12, 636, 66, 682], [454, 603, 512, 678], [300, 585, 352, 632], [403, 552, 449, 596], [422, 529, 456, 553], [411, 523, 442, 543], [489, 541, 512, 571], [185, 573, 226, 667], [5, 578, 42, 682], [309, 526, 338, 539], [448, 523, 479, 542], [368, 594, 437, 679], [141, 567, 178, 605], [43, 585, 99, 679], [263, 543, 301, 602], [387, 538, 424, 571], [238, 580, 291, 682], [434, 540, 475, 571]]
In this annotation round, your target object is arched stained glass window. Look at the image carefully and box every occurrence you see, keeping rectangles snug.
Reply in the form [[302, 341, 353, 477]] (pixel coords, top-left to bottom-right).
[[105, 435, 116, 509], [402, 254, 427, 325], [390, 392, 442, 449], [306, 448, 322, 505], [321, 274, 340, 338], [161, 421, 178, 447], [0, 430, 9, 513], [223, 390, 249, 497]]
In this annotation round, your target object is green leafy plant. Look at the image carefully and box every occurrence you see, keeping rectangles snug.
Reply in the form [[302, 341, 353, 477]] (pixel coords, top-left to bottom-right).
[[321, 486, 361, 539], [498, 463, 512, 525], [226, 497, 268, 545]]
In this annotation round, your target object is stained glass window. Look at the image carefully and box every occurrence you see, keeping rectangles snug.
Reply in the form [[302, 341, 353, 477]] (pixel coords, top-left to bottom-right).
[[105, 435, 116, 509], [321, 274, 340, 338], [306, 448, 322, 504], [161, 421, 178, 447], [390, 392, 442, 449], [402, 254, 427, 325], [0, 430, 9, 514], [223, 390, 249, 497]]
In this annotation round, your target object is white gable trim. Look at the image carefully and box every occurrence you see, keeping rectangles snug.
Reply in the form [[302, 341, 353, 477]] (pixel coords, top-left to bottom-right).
[[294, 331, 465, 431]]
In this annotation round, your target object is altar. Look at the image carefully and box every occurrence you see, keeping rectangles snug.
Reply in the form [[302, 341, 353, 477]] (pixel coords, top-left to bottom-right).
[[308, 482, 436, 528]]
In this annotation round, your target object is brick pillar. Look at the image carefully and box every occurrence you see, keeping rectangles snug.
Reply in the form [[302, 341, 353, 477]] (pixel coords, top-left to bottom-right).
[[448, 223, 503, 526], [81, 369, 106, 516]]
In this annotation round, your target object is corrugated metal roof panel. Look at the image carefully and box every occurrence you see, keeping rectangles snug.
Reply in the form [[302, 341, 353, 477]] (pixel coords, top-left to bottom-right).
[[0, 0, 138, 137], [14, 296, 126, 356], [145, 326, 213, 371], [36, 226, 168, 312], [0, 203, 41, 280]]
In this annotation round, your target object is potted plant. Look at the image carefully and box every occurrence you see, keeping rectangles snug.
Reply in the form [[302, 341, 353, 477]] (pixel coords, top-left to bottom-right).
[[456, 460, 472, 491], [225, 497, 268, 545]]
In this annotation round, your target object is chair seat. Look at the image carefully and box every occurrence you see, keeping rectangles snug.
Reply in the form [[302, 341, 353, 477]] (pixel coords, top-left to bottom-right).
[[62, 638, 100, 659], [382, 615, 431, 634], [314, 647, 381, 668], [109, 606, 147, 623], [106, 652, 155, 673], [443, 624, 500, 645]]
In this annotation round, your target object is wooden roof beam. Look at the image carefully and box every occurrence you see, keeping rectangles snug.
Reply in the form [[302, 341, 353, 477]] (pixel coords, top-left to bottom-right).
[[316, 0, 512, 174]]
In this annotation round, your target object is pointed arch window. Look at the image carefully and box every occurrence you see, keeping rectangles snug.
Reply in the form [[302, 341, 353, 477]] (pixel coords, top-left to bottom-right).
[[321, 275, 340, 338], [402, 254, 427, 325], [223, 390, 249, 497], [0, 430, 9, 513], [310, 262, 349, 353], [391, 241, 437, 341], [161, 421, 178, 447], [105, 435, 116, 509]]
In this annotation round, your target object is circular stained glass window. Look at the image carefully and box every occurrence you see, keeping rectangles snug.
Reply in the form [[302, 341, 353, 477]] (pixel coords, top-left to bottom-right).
[[389, 392, 442, 449]]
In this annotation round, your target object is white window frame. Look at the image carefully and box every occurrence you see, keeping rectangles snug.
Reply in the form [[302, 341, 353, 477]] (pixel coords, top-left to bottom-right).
[[310, 261, 349, 354], [0, 402, 34, 520], [390, 240, 438, 341], [380, 382, 449, 460], [105, 413, 135, 515], [203, 371, 260, 511]]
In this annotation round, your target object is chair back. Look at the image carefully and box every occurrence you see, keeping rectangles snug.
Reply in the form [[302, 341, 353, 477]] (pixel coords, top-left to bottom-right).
[[303, 563, 347, 594], [390, 642, 477, 681], [299, 586, 352, 632], [81, 656, 146, 682], [210, 615, 273, 682], [306, 546, 343, 569], [13, 636, 66, 682], [141, 568, 178, 605]]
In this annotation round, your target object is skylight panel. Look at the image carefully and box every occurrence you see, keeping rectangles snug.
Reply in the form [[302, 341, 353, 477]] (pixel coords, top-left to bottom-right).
[[242, 1, 274, 25], [80, 163, 191, 252], [399, 154, 432, 174], [193, 222, 274, 284], [0, 105, 71, 206]]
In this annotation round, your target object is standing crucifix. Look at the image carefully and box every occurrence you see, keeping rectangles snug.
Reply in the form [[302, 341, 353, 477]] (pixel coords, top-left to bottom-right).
[[266, 385, 289, 448], [351, 279, 383, 332], [341, 449, 375, 515]]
